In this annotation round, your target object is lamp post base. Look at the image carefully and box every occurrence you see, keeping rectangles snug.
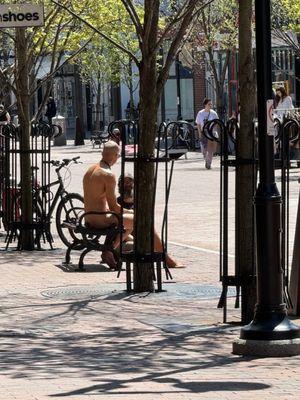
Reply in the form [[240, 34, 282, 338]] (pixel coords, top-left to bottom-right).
[[232, 313, 300, 356], [233, 338, 300, 357], [240, 312, 300, 340]]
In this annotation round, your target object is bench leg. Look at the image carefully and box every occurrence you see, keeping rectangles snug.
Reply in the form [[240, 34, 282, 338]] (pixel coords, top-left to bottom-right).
[[65, 244, 74, 264], [64, 241, 82, 264], [78, 248, 93, 271], [65, 243, 76, 264]]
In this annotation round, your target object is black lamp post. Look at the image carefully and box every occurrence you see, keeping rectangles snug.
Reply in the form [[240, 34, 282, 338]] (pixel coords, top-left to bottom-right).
[[238, 0, 300, 342], [175, 54, 182, 121]]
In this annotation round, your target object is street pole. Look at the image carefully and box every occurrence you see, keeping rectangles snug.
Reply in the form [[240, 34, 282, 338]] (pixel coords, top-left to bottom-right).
[[233, 0, 300, 356], [176, 54, 182, 120]]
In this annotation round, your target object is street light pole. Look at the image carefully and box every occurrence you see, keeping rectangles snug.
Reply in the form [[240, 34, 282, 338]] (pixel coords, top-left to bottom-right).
[[176, 54, 182, 120], [233, 0, 300, 356]]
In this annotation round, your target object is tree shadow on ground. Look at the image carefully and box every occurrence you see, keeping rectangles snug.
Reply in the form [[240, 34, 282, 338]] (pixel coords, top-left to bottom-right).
[[0, 296, 274, 397]]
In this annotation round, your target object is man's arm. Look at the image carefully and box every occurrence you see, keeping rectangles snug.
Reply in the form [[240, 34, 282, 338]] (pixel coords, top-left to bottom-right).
[[105, 174, 122, 214]]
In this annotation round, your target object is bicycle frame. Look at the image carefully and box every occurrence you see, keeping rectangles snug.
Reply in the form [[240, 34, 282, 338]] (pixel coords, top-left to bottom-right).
[[34, 167, 68, 222]]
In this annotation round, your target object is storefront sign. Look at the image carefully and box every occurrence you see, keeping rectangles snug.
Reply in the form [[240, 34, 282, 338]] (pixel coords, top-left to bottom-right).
[[0, 4, 44, 28]]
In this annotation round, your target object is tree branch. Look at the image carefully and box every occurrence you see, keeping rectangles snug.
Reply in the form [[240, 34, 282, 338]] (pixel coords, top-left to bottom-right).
[[120, 0, 143, 41], [157, 0, 202, 93], [29, 35, 94, 98], [50, 0, 140, 66], [156, 0, 214, 50]]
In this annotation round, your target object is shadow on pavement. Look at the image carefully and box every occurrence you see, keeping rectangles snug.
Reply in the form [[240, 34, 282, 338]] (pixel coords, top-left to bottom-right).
[[0, 299, 271, 397], [55, 263, 115, 273]]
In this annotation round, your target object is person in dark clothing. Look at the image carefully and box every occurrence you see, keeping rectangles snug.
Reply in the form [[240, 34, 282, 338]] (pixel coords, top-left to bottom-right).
[[117, 173, 134, 210], [0, 104, 11, 124], [45, 97, 56, 124]]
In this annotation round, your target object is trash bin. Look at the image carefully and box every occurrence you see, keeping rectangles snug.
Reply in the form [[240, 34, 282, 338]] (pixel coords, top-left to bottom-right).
[[52, 115, 67, 146]]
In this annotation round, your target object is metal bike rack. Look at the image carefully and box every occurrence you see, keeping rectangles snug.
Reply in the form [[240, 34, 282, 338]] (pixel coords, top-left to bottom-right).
[[202, 118, 249, 322], [156, 120, 195, 151], [274, 111, 300, 309], [0, 122, 61, 249], [203, 112, 300, 323], [107, 119, 175, 292]]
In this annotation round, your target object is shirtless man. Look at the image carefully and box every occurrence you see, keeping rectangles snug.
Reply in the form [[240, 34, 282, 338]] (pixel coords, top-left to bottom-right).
[[83, 140, 183, 269]]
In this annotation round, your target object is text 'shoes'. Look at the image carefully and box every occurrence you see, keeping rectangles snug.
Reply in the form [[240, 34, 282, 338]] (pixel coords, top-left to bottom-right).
[[0, 12, 40, 22]]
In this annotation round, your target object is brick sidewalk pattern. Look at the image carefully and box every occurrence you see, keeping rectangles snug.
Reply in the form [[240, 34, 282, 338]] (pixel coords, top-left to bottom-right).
[[0, 142, 299, 399]]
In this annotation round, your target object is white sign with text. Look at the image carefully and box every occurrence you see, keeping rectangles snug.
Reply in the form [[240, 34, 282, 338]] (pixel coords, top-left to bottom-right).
[[0, 4, 44, 28]]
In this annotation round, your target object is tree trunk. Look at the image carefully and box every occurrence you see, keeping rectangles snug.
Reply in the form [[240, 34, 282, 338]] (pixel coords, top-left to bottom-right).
[[128, 60, 135, 119], [74, 65, 85, 141], [15, 28, 34, 250], [95, 77, 101, 130], [215, 85, 224, 118], [1, 35, 12, 106], [134, 54, 159, 292], [237, 0, 257, 323]]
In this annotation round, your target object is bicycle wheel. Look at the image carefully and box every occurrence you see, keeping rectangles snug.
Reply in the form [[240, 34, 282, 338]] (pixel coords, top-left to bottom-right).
[[56, 192, 84, 247]]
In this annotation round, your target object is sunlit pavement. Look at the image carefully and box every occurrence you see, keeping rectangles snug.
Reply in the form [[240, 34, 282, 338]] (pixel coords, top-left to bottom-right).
[[0, 141, 299, 399]]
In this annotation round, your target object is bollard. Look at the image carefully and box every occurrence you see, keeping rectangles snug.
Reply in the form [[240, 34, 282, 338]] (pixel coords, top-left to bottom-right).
[[52, 115, 67, 146]]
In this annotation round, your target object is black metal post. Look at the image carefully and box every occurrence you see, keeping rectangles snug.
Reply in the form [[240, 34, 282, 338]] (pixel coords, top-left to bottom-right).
[[240, 0, 300, 340], [175, 54, 182, 121]]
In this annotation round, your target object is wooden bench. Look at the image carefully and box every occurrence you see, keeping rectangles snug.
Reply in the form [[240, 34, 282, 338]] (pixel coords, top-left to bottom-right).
[[63, 210, 122, 271]]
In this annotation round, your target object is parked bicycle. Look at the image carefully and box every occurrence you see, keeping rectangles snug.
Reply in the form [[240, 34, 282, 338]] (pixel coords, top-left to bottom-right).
[[2, 156, 84, 248], [37, 156, 84, 247]]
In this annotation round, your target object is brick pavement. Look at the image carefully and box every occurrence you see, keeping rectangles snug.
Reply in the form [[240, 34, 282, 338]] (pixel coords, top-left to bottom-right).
[[0, 142, 300, 399]]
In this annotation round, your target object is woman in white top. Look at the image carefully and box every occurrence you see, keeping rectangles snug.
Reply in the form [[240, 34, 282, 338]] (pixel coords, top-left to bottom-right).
[[274, 86, 294, 119], [195, 98, 219, 169]]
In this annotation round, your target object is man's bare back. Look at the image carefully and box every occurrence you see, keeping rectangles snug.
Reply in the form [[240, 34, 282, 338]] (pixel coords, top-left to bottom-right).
[[83, 140, 124, 230], [83, 163, 119, 228]]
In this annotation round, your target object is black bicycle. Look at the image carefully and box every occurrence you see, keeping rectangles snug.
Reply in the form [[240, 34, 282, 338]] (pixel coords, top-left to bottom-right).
[[34, 156, 84, 247]]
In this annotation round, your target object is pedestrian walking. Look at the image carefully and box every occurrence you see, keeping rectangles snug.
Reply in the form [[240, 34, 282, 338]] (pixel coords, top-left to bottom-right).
[[195, 98, 219, 169], [274, 86, 294, 119], [273, 87, 295, 157], [45, 96, 57, 125]]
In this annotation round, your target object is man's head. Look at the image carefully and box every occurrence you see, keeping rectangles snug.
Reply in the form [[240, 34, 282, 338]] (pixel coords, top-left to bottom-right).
[[102, 140, 120, 166], [0, 104, 4, 113]]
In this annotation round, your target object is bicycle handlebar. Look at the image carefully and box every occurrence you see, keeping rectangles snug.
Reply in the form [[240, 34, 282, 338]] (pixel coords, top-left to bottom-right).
[[44, 156, 81, 168]]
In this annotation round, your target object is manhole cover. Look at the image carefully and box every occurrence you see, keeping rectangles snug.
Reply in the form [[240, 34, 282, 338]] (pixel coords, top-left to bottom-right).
[[41, 284, 123, 300], [41, 283, 236, 301], [156, 283, 236, 300]]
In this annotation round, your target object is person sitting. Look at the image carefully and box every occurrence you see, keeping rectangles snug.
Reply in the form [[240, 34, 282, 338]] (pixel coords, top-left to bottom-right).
[[117, 173, 134, 210], [83, 140, 183, 269]]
